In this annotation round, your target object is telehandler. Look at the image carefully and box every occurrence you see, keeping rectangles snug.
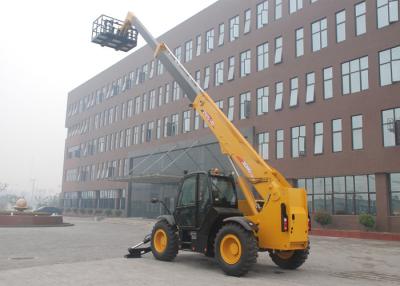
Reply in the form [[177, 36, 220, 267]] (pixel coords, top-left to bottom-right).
[[91, 12, 310, 276]]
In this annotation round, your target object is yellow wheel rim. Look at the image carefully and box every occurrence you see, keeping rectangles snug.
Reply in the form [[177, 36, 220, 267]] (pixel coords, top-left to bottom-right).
[[154, 229, 168, 253], [276, 250, 294, 260], [220, 234, 242, 265]]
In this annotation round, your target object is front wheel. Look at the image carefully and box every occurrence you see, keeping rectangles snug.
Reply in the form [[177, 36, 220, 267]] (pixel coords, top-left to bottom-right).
[[269, 243, 310, 270], [150, 220, 179, 261], [215, 223, 257, 276]]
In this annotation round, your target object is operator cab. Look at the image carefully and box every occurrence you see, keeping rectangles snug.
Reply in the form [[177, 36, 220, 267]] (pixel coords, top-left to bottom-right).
[[173, 169, 241, 253]]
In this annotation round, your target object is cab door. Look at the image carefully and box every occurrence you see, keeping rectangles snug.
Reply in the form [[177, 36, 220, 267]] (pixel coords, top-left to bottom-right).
[[174, 175, 197, 228]]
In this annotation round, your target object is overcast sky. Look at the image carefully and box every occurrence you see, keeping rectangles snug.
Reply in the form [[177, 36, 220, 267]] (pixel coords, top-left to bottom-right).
[[0, 0, 218, 195]]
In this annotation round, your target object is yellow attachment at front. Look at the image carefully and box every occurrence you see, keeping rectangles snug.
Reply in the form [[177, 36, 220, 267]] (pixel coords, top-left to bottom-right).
[[153, 229, 168, 253], [220, 234, 242, 265]]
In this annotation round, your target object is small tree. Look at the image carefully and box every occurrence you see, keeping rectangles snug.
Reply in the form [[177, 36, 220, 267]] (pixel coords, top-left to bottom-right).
[[314, 211, 333, 226], [359, 213, 375, 230]]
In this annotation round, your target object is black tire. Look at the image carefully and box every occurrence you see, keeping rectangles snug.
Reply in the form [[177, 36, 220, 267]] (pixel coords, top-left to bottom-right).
[[214, 223, 257, 276], [150, 220, 179, 261], [269, 243, 310, 270]]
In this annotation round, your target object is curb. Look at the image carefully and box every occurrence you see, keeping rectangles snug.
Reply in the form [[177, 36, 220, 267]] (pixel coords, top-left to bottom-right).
[[310, 229, 400, 241]]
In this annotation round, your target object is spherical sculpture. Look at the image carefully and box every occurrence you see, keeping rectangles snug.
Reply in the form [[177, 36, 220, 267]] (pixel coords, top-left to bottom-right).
[[14, 198, 28, 211]]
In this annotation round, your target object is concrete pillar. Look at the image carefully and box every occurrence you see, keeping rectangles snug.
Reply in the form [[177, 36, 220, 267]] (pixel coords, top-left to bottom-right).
[[125, 182, 132, 217], [375, 173, 390, 232]]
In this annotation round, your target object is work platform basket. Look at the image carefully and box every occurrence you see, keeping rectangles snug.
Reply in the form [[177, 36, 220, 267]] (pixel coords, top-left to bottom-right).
[[91, 15, 138, 52]]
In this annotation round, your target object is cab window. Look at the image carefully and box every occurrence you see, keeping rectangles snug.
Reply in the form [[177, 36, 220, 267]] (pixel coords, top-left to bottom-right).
[[178, 175, 196, 206]]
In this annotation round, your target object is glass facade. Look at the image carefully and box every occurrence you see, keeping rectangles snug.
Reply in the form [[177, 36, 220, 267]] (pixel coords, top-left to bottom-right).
[[298, 175, 376, 215], [390, 173, 400, 215]]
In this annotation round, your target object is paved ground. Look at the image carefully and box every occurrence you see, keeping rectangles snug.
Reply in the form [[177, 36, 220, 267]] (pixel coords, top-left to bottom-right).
[[0, 217, 399, 286]]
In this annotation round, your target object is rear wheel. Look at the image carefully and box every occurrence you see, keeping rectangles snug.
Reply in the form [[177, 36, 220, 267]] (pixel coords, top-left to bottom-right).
[[269, 243, 310, 270], [151, 220, 179, 261], [215, 223, 257, 276]]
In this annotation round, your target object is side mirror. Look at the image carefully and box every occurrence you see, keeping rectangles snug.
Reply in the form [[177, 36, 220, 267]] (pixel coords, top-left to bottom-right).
[[150, 198, 159, 204]]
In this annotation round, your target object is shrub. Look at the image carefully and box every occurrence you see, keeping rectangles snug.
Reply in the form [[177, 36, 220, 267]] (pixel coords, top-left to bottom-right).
[[95, 209, 103, 215], [80, 208, 86, 215], [105, 209, 113, 216], [64, 208, 71, 213], [73, 208, 79, 214], [114, 210, 122, 217], [87, 209, 94, 215], [359, 213, 375, 230], [314, 211, 332, 226]]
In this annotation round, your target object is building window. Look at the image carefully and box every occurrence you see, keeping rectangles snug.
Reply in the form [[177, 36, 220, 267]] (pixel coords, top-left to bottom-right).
[[218, 23, 225, 46], [185, 40, 193, 62], [156, 119, 161, 139], [299, 175, 376, 215], [244, 9, 251, 34], [216, 100, 224, 111], [342, 56, 369, 95], [157, 60, 164, 76], [274, 81, 283, 110], [382, 107, 400, 147], [257, 1, 269, 29], [149, 61, 155, 79], [227, 56, 235, 81], [194, 70, 201, 85], [133, 126, 139, 144], [312, 18, 328, 52], [274, 36, 283, 64], [351, 115, 363, 150], [336, 10, 346, 43], [171, 114, 179, 136], [323, 67, 333, 99], [227, 97, 234, 121], [165, 83, 170, 104], [194, 111, 200, 130], [139, 124, 146, 144], [291, 125, 306, 158], [146, 122, 154, 142], [275, 0, 282, 20], [163, 117, 169, 138], [196, 35, 201, 56], [240, 92, 251, 119], [229, 15, 240, 42], [258, 132, 269, 160], [174, 46, 182, 62], [215, 61, 224, 86], [149, 90, 156, 110], [314, 122, 324, 154], [158, 86, 164, 107], [295, 28, 304, 58], [290, 0, 303, 14], [240, 50, 251, 77], [142, 93, 148, 112], [127, 100, 133, 118], [390, 173, 400, 215], [306, 72, 316, 103], [206, 29, 214, 53], [134, 96, 141, 115], [276, 129, 284, 159], [204, 66, 210, 90], [379, 45, 400, 86], [332, 119, 343, 152], [377, 0, 399, 29], [183, 110, 191, 133], [289, 77, 299, 107], [355, 1, 367, 36], [257, 42, 269, 71], [257, 86, 269, 115], [172, 81, 180, 101]]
